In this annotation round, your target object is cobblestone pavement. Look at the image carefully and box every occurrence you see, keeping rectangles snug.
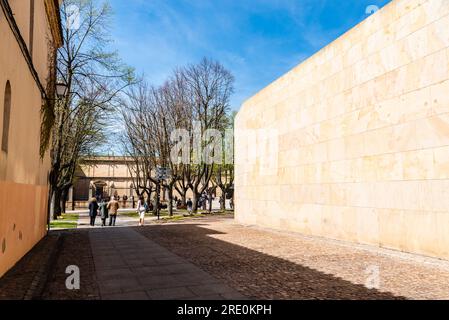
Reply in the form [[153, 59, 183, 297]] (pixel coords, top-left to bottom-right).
[[136, 217, 449, 300], [3, 216, 449, 300]]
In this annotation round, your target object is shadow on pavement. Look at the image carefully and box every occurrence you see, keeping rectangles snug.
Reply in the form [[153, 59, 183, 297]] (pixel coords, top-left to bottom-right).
[[0, 222, 404, 300], [135, 223, 404, 300]]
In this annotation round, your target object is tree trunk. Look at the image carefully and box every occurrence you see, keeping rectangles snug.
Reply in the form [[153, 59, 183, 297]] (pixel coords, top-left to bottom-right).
[[145, 190, 152, 211], [49, 189, 55, 224], [52, 189, 63, 220], [61, 197, 66, 215], [61, 188, 68, 214], [154, 183, 161, 216], [167, 186, 174, 217], [220, 193, 226, 211], [181, 190, 187, 207], [192, 191, 198, 214], [208, 195, 213, 213], [162, 186, 166, 202]]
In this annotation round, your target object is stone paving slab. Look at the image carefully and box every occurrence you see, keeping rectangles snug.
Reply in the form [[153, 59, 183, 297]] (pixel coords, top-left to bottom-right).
[[89, 227, 245, 300]]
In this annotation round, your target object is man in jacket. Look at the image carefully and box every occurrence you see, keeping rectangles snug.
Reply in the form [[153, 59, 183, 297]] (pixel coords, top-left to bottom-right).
[[107, 196, 120, 226]]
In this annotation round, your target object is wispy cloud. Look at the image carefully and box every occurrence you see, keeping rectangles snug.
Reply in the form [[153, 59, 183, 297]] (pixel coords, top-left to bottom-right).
[[109, 0, 392, 110]]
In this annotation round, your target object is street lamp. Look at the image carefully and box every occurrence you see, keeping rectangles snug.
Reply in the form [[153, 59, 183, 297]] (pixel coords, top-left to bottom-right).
[[156, 167, 171, 220], [56, 83, 68, 98]]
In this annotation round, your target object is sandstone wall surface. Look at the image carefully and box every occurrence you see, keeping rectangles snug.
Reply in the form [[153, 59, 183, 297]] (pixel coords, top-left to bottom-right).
[[235, 0, 449, 259]]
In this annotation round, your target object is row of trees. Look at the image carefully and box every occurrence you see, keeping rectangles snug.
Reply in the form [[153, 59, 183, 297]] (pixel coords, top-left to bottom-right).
[[122, 58, 235, 216], [43, 0, 235, 219]]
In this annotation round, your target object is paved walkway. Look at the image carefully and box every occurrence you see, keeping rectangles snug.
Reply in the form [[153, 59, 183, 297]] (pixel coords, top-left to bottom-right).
[[4, 215, 449, 300], [89, 227, 245, 300]]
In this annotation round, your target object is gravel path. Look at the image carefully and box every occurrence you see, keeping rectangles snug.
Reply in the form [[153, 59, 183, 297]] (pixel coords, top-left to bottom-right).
[[136, 216, 449, 300]]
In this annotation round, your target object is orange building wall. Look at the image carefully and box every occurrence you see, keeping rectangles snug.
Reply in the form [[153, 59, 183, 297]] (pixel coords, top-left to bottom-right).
[[0, 0, 59, 277]]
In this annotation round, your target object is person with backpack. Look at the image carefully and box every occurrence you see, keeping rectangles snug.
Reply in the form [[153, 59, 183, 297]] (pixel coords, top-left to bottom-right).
[[137, 196, 147, 226]]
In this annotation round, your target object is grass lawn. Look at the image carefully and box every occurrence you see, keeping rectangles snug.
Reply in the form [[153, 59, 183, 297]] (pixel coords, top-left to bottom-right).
[[160, 213, 207, 222], [119, 210, 178, 219], [50, 221, 78, 229], [120, 212, 147, 218], [56, 213, 79, 221], [50, 213, 79, 230], [119, 211, 167, 218]]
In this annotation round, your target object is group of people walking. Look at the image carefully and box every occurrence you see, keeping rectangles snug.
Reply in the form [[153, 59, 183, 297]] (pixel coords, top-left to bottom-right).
[[88, 193, 233, 227], [88, 196, 120, 227], [88, 195, 147, 227]]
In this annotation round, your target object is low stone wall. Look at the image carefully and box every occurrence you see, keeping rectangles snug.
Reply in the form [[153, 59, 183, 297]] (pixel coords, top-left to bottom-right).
[[235, 0, 449, 259]]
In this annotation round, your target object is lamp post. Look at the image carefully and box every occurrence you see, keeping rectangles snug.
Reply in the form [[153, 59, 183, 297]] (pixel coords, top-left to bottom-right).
[[155, 167, 171, 220], [56, 82, 68, 98]]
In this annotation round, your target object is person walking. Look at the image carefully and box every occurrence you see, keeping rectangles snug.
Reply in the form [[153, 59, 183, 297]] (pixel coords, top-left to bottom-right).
[[107, 196, 120, 226], [137, 196, 146, 226], [99, 199, 109, 227], [186, 198, 193, 215], [130, 195, 135, 208], [122, 195, 128, 208], [88, 197, 99, 227]]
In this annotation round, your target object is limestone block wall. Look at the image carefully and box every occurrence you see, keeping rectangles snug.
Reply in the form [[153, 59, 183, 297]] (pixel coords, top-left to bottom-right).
[[235, 0, 449, 259]]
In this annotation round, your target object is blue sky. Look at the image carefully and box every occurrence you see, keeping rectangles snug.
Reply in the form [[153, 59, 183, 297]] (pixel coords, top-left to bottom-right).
[[108, 0, 392, 111]]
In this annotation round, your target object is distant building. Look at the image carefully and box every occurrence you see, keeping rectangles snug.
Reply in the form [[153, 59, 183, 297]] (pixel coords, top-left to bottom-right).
[[71, 156, 135, 208], [70, 156, 228, 209], [0, 0, 63, 277]]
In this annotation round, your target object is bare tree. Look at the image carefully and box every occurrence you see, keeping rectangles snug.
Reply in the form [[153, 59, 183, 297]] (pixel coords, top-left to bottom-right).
[[181, 58, 234, 213], [122, 78, 186, 217], [48, 0, 134, 219], [121, 58, 234, 216], [122, 82, 157, 208]]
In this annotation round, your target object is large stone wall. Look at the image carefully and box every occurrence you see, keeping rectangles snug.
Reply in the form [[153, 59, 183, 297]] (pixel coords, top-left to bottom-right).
[[235, 0, 449, 259]]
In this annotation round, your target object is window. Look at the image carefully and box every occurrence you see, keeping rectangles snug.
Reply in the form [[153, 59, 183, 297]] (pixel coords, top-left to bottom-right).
[[2, 81, 12, 153]]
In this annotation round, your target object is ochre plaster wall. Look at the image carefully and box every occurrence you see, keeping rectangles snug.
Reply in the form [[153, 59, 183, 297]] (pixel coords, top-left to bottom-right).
[[0, 0, 56, 277]]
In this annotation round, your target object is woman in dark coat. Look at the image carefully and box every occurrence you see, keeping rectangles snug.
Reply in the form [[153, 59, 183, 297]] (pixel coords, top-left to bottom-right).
[[88, 197, 99, 227]]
